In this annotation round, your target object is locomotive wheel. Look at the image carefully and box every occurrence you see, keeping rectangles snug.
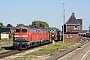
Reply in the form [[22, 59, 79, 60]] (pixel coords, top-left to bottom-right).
[[19, 45, 22, 49], [14, 46, 18, 50], [22, 44, 27, 49], [37, 42, 40, 46]]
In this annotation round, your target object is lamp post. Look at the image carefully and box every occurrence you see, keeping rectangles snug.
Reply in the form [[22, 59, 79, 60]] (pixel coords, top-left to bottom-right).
[[62, 3, 66, 43]]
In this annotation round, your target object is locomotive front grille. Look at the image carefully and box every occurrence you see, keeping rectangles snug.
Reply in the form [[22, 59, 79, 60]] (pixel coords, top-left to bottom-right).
[[14, 38, 28, 42], [16, 38, 26, 40]]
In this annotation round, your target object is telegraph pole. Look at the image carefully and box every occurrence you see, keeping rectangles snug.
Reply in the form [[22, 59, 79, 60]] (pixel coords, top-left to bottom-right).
[[62, 3, 66, 43]]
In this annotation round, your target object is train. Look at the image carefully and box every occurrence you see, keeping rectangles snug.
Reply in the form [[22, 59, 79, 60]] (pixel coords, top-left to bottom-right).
[[13, 26, 62, 49]]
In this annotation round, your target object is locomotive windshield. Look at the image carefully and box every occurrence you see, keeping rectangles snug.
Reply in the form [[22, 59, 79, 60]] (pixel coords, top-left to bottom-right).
[[22, 29, 27, 32], [16, 29, 27, 33], [16, 29, 20, 32]]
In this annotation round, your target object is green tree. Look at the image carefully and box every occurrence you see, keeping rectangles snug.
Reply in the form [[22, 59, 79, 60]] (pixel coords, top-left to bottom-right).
[[43, 22, 49, 30], [31, 20, 60, 31], [32, 20, 38, 28], [32, 20, 49, 30], [49, 27, 59, 31], [0, 22, 4, 28], [16, 23, 25, 27], [7, 24, 13, 27]]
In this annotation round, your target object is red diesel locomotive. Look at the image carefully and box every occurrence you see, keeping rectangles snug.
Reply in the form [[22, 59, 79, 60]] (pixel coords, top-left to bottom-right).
[[55, 30, 62, 41], [13, 26, 62, 49], [13, 26, 52, 49], [49, 30, 62, 41]]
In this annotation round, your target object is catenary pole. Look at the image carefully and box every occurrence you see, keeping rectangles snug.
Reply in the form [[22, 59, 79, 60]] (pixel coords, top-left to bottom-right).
[[62, 3, 66, 43]]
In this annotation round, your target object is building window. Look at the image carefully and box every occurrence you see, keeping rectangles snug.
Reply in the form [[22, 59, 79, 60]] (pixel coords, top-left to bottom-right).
[[74, 25, 78, 30], [67, 34, 72, 38]]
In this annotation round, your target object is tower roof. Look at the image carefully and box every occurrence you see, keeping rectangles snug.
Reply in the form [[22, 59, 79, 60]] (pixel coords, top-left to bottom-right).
[[65, 13, 80, 25], [77, 19, 82, 24]]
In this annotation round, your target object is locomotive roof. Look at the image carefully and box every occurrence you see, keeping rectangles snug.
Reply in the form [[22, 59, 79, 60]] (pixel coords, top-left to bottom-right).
[[24, 26, 35, 28], [16, 26, 35, 29], [15, 26, 48, 31], [56, 30, 61, 32]]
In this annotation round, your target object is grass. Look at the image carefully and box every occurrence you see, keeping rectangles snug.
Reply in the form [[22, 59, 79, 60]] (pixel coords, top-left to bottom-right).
[[14, 41, 75, 60], [0, 43, 13, 47], [0, 39, 13, 42], [0, 50, 12, 54], [38, 42, 75, 54], [0, 39, 13, 54], [0, 39, 13, 50]]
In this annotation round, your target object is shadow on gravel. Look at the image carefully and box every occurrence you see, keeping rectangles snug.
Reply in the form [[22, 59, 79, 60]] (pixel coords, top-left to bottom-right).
[[2, 46, 15, 50]]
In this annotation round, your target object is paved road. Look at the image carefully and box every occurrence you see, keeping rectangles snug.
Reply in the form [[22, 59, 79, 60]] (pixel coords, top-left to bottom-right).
[[68, 41, 90, 60]]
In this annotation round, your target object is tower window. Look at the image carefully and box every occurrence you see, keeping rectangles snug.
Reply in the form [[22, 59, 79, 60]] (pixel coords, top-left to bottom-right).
[[74, 25, 78, 30]]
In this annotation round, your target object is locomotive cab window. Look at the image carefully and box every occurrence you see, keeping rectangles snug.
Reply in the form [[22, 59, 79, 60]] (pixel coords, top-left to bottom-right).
[[37, 29, 40, 33], [22, 29, 27, 32], [30, 28, 35, 33], [16, 29, 20, 32]]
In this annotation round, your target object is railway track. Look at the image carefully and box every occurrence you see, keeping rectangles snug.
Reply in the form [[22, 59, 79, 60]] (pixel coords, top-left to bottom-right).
[[0, 43, 50, 60], [46, 37, 89, 60], [0, 50, 21, 59]]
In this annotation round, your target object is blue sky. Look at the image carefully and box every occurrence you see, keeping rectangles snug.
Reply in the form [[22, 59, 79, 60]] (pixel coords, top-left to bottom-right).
[[0, 0, 90, 30]]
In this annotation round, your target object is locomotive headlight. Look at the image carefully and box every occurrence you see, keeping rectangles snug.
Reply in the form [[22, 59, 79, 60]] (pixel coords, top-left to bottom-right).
[[52, 35, 54, 37], [27, 42, 30, 45]]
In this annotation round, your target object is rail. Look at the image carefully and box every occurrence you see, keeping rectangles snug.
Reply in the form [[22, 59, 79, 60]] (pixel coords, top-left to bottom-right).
[[46, 38, 88, 60], [0, 50, 21, 59]]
